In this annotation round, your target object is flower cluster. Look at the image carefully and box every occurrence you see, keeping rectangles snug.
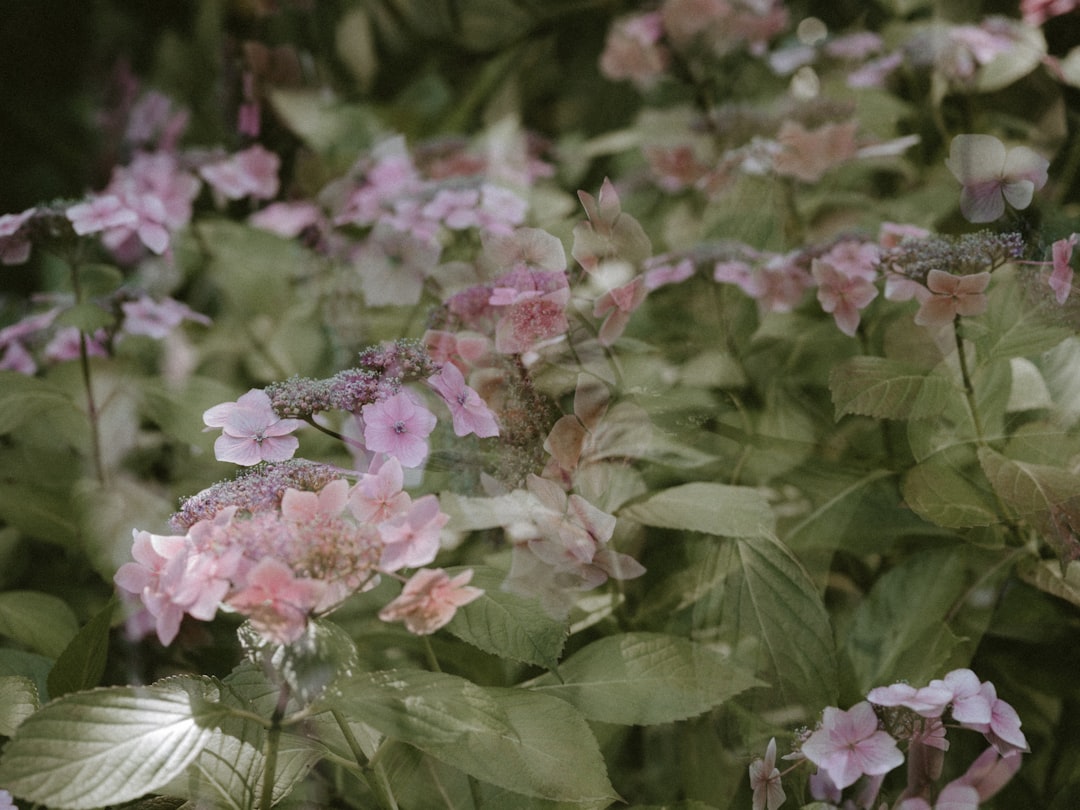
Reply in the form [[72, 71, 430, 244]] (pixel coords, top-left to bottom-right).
[[749, 668, 1028, 810]]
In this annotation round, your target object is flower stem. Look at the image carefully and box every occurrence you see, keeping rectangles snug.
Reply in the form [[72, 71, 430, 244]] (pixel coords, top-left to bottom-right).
[[69, 257, 107, 484], [260, 683, 291, 810], [953, 316, 986, 444]]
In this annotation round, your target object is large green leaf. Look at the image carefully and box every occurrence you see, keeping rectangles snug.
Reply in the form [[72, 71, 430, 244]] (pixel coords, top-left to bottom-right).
[[0, 590, 79, 659], [1018, 559, 1080, 609], [829, 356, 954, 420], [621, 482, 775, 537], [47, 597, 116, 699], [445, 565, 568, 669], [0, 677, 224, 809], [977, 447, 1080, 516], [0, 675, 39, 736], [325, 669, 616, 803], [901, 461, 1000, 528], [0, 371, 80, 435], [523, 632, 763, 725]]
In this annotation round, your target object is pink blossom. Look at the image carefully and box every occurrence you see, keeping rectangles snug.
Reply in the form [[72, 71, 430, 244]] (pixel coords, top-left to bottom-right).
[[961, 681, 1029, 755], [490, 269, 571, 354], [0, 788, 18, 810], [280, 479, 351, 523], [377, 494, 449, 572], [599, 12, 670, 90], [821, 240, 880, 281], [249, 201, 323, 238], [121, 295, 210, 339], [66, 195, 138, 235], [1022, 0, 1080, 26], [43, 327, 109, 363], [954, 746, 1023, 801], [423, 329, 492, 374], [879, 222, 932, 249], [354, 223, 440, 307], [349, 456, 411, 524], [594, 276, 648, 345], [203, 388, 304, 466], [0, 341, 36, 374], [481, 227, 566, 274], [378, 567, 483, 635], [571, 178, 652, 273], [748, 737, 786, 810], [1049, 234, 1077, 304], [427, 363, 499, 438], [0, 208, 35, 265], [773, 120, 859, 183], [801, 701, 904, 790], [867, 680, 954, 718], [896, 782, 979, 810], [226, 557, 324, 645], [946, 134, 1049, 223], [361, 391, 438, 468], [812, 258, 879, 337], [644, 256, 695, 290], [913, 270, 991, 326], [199, 144, 280, 201]]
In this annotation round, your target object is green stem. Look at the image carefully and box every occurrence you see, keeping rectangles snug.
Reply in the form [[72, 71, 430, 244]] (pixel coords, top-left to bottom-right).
[[260, 683, 291, 810], [953, 316, 986, 444], [68, 256, 107, 484], [422, 636, 442, 672], [302, 415, 367, 451]]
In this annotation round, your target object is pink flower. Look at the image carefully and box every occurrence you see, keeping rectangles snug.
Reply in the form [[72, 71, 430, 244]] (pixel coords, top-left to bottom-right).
[[490, 268, 572, 354], [896, 782, 979, 810], [946, 134, 1049, 223], [748, 737, 786, 810], [66, 195, 139, 235], [361, 391, 438, 468], [773, 120, 859, 183], [801, 701, 904, 790], [378, 567, 483, 635], [0, 788, 18, 810], [349, 456, 411, 524], [961, 681, 1029, 755], [280, 479, 351, 523], [1049, 234, 1077, 304], [867, 681, 954, 718], [0, 208, 35, 265], [427, 363, 499, 438], [355, 223, 441, 307], [953, 746, 1023, 801], [203, 388, 304, 466], [1022, 0, 1080, 26], [481, 227, 567, 274], [121, 295, 210, 339], [199, 144, 280, 202], [377, 494, 449, 572], [249, 201, 323, 238], [594, 276, 648, 346], [913, 270, 991, 326], [43, 327, 109, 363], [227, 557, 324, 645], [599, 12, 670, 90], [812, 258, 879, 337]]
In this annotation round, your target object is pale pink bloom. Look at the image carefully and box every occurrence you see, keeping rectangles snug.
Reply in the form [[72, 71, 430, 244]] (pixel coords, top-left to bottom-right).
[[0, 208, 35, 265], [773, 120, 859, 183], [121, 295, 210, 339], [203, 388, 304, 467], [879, 221, 931, 249], [377, 494, 449, 572], [490, 269, 571, 354], [812, 258, 879, 337], [933, 669, 992, 725], [643, 256, 695, 289], [914, 270, 991, 326], [962, 681, 1029, 755], [199, 144, 280, 201], [427, 362, 499, 438], [423, 329, 492, 374], [885, 273, 931, 303], [248, 201, 323, 238], [801, 701, 904, 789], [599, 12, 670, 90], [571, 178, 652, 273], [361, 391, 438, 468], [0, 341, 35, 374], [715, 252, 813, 313], [868, 680, 954, 718], [66, 195, 138, 235], [227, 557, 324, 645], [748, 737, 786, 810], [473, 184, 529, 234], [354, 223, 440, 307], [378, 567, 483, 635], [0, 789, 16, 809], [481, 227, 566, 274], [423, 187, 480, 228], [1022, 0, 1080, 26], [349, 456, 411, 524], [825, 31, 884, 60], [954, 746, 1023, 801], [896, 782, 979, 810], [280, 479, 351, 523], [102, 152, 201, 257], [114, 529, 191, 645], [847, 50, 904, 89], [821, 240, 880, 281], [43, 327, 109, 363], [1049, 233, 1077, 304], [946, 134, 1049, 223], [594, 276, 647, 345]]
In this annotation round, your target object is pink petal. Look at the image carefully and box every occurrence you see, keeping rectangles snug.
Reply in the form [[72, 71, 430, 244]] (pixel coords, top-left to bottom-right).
[[946, 134, 1006, 185]]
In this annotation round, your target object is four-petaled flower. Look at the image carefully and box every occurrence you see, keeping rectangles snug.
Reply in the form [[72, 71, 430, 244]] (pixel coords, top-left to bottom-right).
[[801, 701, 905, 790], [203, 388, 304, 466], [427, 362, 500, 438], [749, 737, 786, 810], [913, 270, 990, 327], [378, 567, 483, 635], [361, 391, 438, 468], [812, 258, 879, 337], [946, 134, 1049, 223]]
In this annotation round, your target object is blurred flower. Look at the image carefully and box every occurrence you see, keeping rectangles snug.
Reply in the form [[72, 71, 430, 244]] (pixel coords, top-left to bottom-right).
[[913, 270, 990, 326], [427, 362, 500, 438], [199, 144, 280, 202], [377, 494, 448, 572], [1049, 234, 1077, 304], [896, 782, 979, 810], [812, 258, 878, 336], [121, 295, 210, 339], [802, 701, 904, 789], [378, 567, 483, 635], [748, 737, 786, 810], [0, 787, 19, 809], [1022, 0, 1080, 26], [66, 195, 138, 235], [0, 208, 36, 265], [946, 134, 1048, 223], [773, 120, 859, 183], [599, 12, 669, 90], [226, 557, 324, 645]]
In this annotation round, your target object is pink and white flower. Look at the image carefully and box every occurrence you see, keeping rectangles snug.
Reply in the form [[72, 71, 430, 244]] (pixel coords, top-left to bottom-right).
[[801, 701, 905, 790], [203, 388, 304, 466], [378, 567, 483, 635], [361, 391, 438, 468], [946, 134, 1049, 224]]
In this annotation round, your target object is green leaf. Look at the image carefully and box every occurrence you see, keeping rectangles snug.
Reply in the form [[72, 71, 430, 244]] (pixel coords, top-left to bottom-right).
[[975, 273, 1072, 362], [76, 263, 125, 297], [523, 632, 763, 725], [977, 447, 1080, 515], [0, 675, 39, 736], [621, 482, 775, 537], [0, 649, 53, 703], [0, 590, 79, 658], [842, 549, 970, 691], [1018, 559, 1080, 609], [445, 565, 568, 669], [326, 669, 616, 803], [829, 356, 954, 420], [47, 597, 116, 699], [0, 371, 80, 435], [53, 301, 117, 333], [901, 461, 1000, 528], [0, 677, 223, 808]]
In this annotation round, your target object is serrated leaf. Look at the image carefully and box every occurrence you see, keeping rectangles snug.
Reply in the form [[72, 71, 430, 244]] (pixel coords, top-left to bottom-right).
[[0, 371, 80, 435], [621, 482, 775, 537], [978, 447, 1080, 515], [0, 590, 79, 658], [524, 632, 763, 725], [325, 669, 616, 803], [901, 461, 1000, 528], [445, 565, 567, 668], [829, 356, 953, 420], [47, 597, 116, 699], [0, 678, 223, 809], [0, 675, 39, 736]]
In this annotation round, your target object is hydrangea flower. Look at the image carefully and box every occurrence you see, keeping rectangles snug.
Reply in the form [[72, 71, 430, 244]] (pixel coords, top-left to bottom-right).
[[748, 737, 786, 810], [361, 391, 438, 468], [203, 389, 304, 466], [913, 270, 991, 327], [946, 134, 1049, 223], [427, 362, 500, 438], [801, 701, 905, 789], [378, 567, 483, 635], [1049, 234, 1077, 304]]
